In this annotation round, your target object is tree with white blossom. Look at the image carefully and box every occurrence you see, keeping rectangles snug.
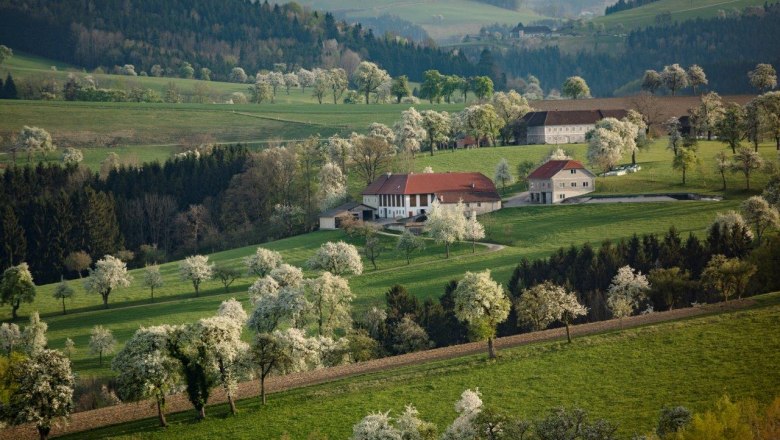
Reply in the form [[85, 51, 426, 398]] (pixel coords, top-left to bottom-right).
[[494, 158, 512, 190], [61, 147, 83, 165], [453, 270, 510, 359], [179, 255, 214, 297], [607, 265, 650, 321], [353, 61, 391, 104], [244, 247, 283, 277], [248, 284, 309, 333], [308, 241, 364, 276], [142, 265, 164, 302], [272, 328, 323, 373], [306, 272, 354, 337], [52, 279, 74, 315], [89, 325, 116, 366], [217, 298, 248, 324], [0, 322, 21, 355], [112, 325, 180, 427], [270, 263, 304, 288], [191, 315, 249, 415], [317, 162, 347, 210], [426, 201, 467, 258], [463, 214, 485, 254], [297, 68, 316, 93], [327, 135, 353, 172], [84, 255, 132, 309], [283, 72, 299, 94], [420, 109, 451, 156], [516, 281, 587, 343], [351, 405, 436, 440], [394, 107, 426, 157], [6, 348, 74, 440], [441, 388, 483, 440], [1, 262, 36, 319], [22, 312, 47, 355]]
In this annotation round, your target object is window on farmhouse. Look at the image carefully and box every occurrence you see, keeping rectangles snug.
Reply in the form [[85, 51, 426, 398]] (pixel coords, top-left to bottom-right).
[[571, 182, 577, 187], [583, 181, 589, 187], [570, 169, 576, 174], [410, 195, 417, 207], [559, 194, 565, 199]]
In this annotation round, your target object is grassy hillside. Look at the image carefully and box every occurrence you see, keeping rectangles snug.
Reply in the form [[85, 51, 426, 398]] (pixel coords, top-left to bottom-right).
[[592, 0, 768, 30], [65, 293, 780, 439], [6, 137, 777, 379], [295, 0, 546, 42]]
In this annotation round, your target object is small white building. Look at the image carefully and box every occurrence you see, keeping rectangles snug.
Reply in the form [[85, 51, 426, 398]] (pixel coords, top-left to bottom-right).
[[318, 202, 376, 230], [528, 160, 596, 204], [362, 172, 502, 219], [522, 109, 629, 144]]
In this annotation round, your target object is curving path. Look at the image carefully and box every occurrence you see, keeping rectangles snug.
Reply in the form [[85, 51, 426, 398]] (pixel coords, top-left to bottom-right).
[[0, 299, 756, 440]]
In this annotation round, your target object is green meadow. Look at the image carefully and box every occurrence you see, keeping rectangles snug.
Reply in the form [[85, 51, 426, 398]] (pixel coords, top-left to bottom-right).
[[64, 293, 780, 439]]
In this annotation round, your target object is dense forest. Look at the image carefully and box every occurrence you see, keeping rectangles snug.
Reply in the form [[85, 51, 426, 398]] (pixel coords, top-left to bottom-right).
[[605, 0, 660, 16], [0, 0, 476, 81], [0, 144, 330, 284], [485, 4, 780, 96]]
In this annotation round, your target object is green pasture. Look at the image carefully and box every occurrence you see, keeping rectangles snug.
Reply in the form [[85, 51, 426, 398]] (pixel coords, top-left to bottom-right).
[[592, 0, 768, 30], [65, 293, 780, 439]]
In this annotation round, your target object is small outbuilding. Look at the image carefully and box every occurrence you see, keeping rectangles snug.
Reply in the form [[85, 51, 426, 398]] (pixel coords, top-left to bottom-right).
[[318, 202, 376, 230]]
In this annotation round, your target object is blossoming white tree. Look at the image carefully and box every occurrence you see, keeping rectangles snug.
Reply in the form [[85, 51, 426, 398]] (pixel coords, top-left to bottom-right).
[[463, 214, 485, 254], [396, 230, 425, 264], [217, 298, 247, 324], [453, 270, 510, 358], [269, 263, 304, 288], [516, 281, 588, 343], [52, 279, 74, 315], [61, 147, 83, 165], [353, 61, 391, 104], [89, 325, 116, 366], [494, 158, 513, 190], [7, 348, 74, 440], [22, 312, 47, 355], [305, 272, 354, 337], [607, 265, 651, 321], [394, 107, 426, 157], [0, 322, 21, 355], [248, 284, 309, 333], [1, 262, 36, 319], [317, 162, 348, 210], [442, 388, 483, 440], [112, 325, 180, 427], [142, 265, 164, 301], [179, 255, 214, 296], [308, 241, 364, 275], [84, 255, 132, 308], [191, 315, 249, 415], [426, 201, 467, 258], [244, 247, 283, 277], [420, 109, 451, 156]]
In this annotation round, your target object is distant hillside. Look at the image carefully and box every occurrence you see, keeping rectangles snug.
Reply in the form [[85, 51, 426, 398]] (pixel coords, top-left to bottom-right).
[[290, 0, 548, 43], [0, 0, 477, 81], [486, 3, 780, 96], [594, 0, 768, 30]]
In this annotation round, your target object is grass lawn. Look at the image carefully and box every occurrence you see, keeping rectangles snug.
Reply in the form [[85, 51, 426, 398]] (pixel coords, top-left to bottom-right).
[[63, 292, 780, 439]]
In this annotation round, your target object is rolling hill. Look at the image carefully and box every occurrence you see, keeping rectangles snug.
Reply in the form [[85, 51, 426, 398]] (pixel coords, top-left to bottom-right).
[[593, 0, 769, 30]]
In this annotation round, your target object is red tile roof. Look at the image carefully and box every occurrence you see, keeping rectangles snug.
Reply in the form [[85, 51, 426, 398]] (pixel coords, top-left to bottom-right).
[[362, 172, 500, 202], [527, 160, 588, 180]]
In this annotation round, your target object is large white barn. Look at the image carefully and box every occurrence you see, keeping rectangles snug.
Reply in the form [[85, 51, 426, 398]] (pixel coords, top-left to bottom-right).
[[521, 109, 629, 144]]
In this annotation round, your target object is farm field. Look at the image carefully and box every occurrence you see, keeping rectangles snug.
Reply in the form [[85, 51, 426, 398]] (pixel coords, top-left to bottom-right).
[[11, 194, 743, 380], [61, 293, 780, 439], [296, 0, 546, 42], [592, 0, 768, 30]]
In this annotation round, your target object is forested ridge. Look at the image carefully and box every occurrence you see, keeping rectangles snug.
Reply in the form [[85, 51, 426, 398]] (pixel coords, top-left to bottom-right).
[[0, 0, 476, 81], [490, 4, 780, 96]]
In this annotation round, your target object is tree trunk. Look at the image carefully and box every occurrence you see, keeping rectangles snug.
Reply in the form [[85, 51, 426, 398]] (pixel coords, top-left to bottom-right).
[[445, 242, 450, 258], [99, 350, 103, 366], [721, 171, 726, 191], [472, 239, 476, 253], [565, 321, 572, 343], [151, 287, 155, 302], [38, 426, 50, 440], [227, 392, 237, 415], [746, 174, 750, 191], [62, 297, 66, 315], [194, 282, 199, 297], [197, 406, 206, 420], [102, 292, 110, 309], [11, 302, 19, 320], [487, 337, 496, 359], [261, 375, 267, 405], [632, 150, 636, 165], [682, 168, 686, 185], [157, 398, 168, 427], [707, 130, 712, 141]]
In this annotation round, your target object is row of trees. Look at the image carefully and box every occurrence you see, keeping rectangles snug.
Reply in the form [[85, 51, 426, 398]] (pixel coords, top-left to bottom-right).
[[349, 389, 780, 440]]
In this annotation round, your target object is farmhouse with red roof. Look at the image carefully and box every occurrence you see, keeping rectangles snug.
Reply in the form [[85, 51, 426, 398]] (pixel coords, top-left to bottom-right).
[[361, 172, 502, 219], [528, 160, 595, 204]]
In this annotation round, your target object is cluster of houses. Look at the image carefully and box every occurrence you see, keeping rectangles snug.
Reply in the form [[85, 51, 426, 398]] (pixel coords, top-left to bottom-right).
[[319, 109, 621, 230]]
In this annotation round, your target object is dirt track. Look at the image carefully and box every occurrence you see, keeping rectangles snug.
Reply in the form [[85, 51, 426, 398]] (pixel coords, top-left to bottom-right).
[[0, 299, 756, 440]]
